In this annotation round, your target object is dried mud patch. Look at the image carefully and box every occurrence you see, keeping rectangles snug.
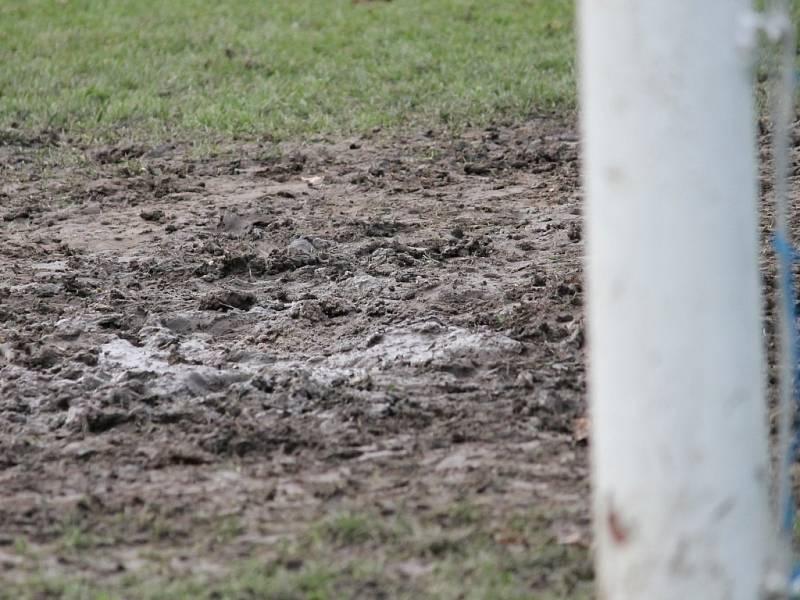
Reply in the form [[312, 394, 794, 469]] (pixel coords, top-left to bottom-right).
[[0, 119, 590, 597]]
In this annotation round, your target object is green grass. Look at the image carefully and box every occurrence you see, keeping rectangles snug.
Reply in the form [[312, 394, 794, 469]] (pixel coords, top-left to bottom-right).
[[4, 506, 592, 600], [0, 0, 575, 142]]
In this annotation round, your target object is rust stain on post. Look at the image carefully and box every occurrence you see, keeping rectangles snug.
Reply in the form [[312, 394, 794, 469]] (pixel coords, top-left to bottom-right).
[[607, 507, 630, 545]]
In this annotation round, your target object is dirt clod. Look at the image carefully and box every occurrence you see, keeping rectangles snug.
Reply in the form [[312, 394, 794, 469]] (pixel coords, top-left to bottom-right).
[[140, 208, 166, 223], [199, 290, 257, 311]]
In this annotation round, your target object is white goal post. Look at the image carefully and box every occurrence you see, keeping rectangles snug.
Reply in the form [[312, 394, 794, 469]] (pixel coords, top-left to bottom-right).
[[579, 1, 774, 598]]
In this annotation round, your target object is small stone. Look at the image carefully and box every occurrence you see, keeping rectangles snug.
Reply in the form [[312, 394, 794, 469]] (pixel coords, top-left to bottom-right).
[[140, 209, 165, 223], [286, 237, 316, 259]]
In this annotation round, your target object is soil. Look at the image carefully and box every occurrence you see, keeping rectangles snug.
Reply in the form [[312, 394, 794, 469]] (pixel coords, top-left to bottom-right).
[[0, 119, 591, 596]]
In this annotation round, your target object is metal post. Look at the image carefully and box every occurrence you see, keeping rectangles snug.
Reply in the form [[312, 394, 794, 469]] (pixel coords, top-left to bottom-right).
[[579, 1, 773, 598]]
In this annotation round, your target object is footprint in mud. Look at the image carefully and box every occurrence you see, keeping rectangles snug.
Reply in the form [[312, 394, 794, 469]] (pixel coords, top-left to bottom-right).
[[99, 337, 250, 398], [327, 318, 523, 371]]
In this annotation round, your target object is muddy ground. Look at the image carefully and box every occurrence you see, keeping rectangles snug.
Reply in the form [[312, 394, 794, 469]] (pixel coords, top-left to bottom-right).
[[0, 119, 595, 598]]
